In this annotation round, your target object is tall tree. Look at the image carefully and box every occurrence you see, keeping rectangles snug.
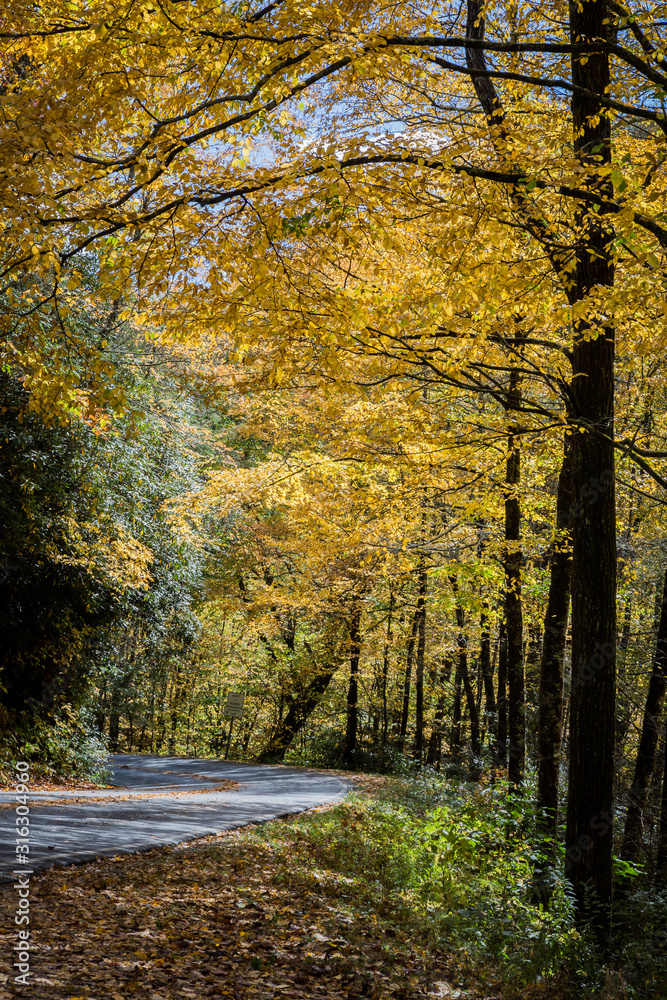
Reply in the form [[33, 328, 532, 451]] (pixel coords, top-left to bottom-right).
[[343, 602, 363, 767], [400, 608, 420, 746], [413, 556, 427, 763], [563, 0, 617, 934], [504, 365, 525, 787]]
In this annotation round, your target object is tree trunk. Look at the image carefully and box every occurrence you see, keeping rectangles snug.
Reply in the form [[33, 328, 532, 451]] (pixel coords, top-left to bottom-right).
[[464, 0, 616, 933], [479, 611, 498, 750], [658, 709, 667, 885], [621, 564, 667, 864], [343, 603, 362, 768], [257, 663, 339, 763], [382, 590, 394, 745], [400, 607, 419, 744], [450, 653, 463, 756], [505, 369, 525, 788], [537, 436, 574, 850], [479, 609, 496, 749], [108, 708, 120, 752], [497, 621, 508, 767], [615, 595, 634, 753], [462, 657, 481, 761], [427, 657, 453, 767], [564, 0, 617, 938], [95, 677, 107, 736], [450, 578, 480, 759], [168, 667, 183, 755], [414, 558, 427, 763]]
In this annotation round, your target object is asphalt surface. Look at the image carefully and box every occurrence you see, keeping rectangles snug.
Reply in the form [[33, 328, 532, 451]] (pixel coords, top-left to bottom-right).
[[0, 754, 348, 880]]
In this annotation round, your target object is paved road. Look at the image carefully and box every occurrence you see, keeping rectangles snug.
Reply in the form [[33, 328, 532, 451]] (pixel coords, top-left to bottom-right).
[[0, 754, 348, 880]]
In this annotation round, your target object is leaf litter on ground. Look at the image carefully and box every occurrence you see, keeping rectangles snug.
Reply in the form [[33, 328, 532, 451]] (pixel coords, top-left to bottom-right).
[[0, 786, 517, 1000]]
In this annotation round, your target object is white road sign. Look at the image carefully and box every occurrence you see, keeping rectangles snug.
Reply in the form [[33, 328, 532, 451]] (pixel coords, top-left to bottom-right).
[[224, 692, 245, 719]]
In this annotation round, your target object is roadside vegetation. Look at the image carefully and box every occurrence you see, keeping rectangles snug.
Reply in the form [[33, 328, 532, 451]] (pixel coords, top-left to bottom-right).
[[2, 776, 665, 999]]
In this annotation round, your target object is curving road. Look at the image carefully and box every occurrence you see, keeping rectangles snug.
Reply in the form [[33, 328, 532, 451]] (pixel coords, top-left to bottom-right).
[[0, 754, 348, 881]]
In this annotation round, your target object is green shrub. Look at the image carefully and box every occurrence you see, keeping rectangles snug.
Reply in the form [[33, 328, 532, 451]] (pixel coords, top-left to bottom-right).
[[284, 731, 435, 775], [611, 886, 667, 999], [260, 775, 599, 996], [0, 708, 110, 784]]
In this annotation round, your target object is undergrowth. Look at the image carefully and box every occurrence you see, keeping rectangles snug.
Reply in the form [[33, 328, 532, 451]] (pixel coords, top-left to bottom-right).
[[244, 774, 666, 999], [0, 707, 110, 785]]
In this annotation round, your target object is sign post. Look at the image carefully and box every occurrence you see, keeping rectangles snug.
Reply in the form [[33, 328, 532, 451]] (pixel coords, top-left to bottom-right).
[[223, 692, 245, 759]]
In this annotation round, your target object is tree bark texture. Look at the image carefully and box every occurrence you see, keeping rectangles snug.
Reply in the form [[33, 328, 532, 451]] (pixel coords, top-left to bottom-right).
[[450, 653, 463, 755], [450, 577, 480, 758], [564, 0, 617, 936], [427, 657, 453, 767], [465, 0, 616, 927], [382, 590, 394, 745]]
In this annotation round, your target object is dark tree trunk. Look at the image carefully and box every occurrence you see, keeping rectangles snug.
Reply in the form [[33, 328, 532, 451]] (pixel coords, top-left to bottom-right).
[[95, 677, 107, 736], [450, 654, 463, 756], [343, 603, 362, 768], [480, 609, 495, 737], [462, 656, 481, 760], [168, 667, 183, 755], [658, 709, 667, 885], [505, 369, 525, 788], [497, 622, 508, 767], [564, 0, 617, 938], [108, 668, 131, 753], [108, 709, 120, 752], [400, 607, 419, 744], [537, 436, 574, 850], [616, 502, 636, 756], [450, 578, 479, 758], [615, 596, 633, 752], [382, 590, 394, 745], [621, 564, 667, 864], [414, 558, 427, 763], [257, 663, 338, 763], [450, 579, 480, 758], [526, 625, 542, 686], [427, 657, 453, 767]]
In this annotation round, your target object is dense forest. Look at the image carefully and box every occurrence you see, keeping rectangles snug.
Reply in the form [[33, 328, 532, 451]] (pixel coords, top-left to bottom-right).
[[2, 0, 667, 994]]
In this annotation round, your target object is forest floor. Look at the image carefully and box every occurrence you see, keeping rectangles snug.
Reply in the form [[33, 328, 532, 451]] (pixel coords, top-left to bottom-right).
[[0, 773, 575, 1000]]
